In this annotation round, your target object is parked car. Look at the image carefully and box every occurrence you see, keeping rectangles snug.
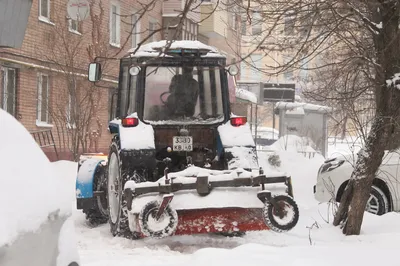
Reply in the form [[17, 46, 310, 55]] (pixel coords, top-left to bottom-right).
[[0, 109, 80, 266], [314, 151, 400, 215]]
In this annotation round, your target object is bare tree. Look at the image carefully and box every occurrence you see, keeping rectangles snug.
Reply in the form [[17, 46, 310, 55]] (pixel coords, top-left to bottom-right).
[[224, 0, 400, 235], [32, 0, 117, 160]]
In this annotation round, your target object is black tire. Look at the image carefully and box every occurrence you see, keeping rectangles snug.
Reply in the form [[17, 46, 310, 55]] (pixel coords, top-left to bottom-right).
[[366, 185, 389, 215], [82, 164, 109, 227], [263, 195, 299, 232], [138, 200, 179, 238], [106, 140, 139, 239]]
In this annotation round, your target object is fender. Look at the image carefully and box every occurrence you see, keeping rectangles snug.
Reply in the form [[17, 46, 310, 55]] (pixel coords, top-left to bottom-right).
[[76, 157, 106, 199]]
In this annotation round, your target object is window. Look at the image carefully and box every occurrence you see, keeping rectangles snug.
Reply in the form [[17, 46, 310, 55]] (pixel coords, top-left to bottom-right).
[[109, 3, 121, 46], [231, 13, 238, 30], [250, 54, 262, 81], [39, 0, 51, 21], [68, 18, 81, 34], [37, 73, 50, 125], [131, 13, 141, 48], [299, 58, 308, 81], [143, 66, 224, 123], [1, 67, 17, 117], [284, 14, 295, 36], [149, 19, 157, 42], [283, 55, 293, 81], [251, 12, 262, 35], [182, 20, 198, 40], [241, 17, 247, 35], [118, 66, 137, 117]]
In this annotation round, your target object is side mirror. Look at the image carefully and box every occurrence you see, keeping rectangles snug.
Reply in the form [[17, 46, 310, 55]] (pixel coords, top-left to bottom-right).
[[228, 65, 239, 76], [88, 62, 102, 82]]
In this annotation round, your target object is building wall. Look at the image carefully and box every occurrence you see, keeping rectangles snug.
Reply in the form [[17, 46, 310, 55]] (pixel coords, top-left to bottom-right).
[[0, 0, 163, 161], [1, 0, 242, 161]]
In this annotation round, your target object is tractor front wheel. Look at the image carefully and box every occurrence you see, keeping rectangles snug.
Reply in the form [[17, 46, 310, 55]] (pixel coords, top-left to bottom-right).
[[263, 195, 299, 232], [82, 164, 108, 227]]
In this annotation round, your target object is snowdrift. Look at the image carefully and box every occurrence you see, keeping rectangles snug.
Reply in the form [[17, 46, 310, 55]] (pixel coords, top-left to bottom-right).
[[0, 110, 73, 246]]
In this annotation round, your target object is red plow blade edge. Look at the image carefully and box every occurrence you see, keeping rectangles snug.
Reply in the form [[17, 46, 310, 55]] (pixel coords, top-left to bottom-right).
[[134, 207, 269, 238]]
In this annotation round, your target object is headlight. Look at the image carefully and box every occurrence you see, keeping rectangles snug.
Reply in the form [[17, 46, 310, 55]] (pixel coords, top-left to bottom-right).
[[319, 160, 345, 174]]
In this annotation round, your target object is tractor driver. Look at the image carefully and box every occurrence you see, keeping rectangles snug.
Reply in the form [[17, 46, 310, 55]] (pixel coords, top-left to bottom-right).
[[166, 66, 199, 117]]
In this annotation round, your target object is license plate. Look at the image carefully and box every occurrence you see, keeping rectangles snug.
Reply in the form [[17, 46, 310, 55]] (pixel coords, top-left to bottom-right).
[[173, 136, 193, 151]]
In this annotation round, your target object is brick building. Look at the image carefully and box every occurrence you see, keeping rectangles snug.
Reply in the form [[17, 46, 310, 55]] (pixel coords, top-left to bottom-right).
[[0, 0, 241, 161]]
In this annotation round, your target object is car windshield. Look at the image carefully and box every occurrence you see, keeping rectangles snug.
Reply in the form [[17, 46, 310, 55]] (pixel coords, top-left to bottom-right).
[[143, 65, 225, 124]]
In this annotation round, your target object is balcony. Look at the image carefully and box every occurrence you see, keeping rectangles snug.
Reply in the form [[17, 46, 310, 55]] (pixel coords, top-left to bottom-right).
[[198, 2, 229, 39], [162, 0, 200, 22]]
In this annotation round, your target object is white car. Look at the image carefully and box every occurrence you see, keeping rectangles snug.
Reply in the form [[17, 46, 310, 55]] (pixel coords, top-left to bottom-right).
[[314, 151, 400, 215], [0, 109, 80, 266]]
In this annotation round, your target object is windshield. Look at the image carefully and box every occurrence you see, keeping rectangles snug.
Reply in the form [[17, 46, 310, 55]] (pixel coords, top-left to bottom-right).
[[143, 66, 225, 124], [117, 65, 137, 119]]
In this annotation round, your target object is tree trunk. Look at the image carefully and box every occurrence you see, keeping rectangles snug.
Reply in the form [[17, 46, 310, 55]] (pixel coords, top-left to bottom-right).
[[333, 115, 387, 235], [333, 0, 400, 235]]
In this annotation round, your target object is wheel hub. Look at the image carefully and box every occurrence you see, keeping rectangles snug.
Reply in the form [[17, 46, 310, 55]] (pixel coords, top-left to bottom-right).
[[365, 194, 379, 215]]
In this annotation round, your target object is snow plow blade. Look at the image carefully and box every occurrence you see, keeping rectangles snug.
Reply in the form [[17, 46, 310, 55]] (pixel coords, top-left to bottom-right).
[[124, 172, 299, 238], [175, 208, 267, 235]]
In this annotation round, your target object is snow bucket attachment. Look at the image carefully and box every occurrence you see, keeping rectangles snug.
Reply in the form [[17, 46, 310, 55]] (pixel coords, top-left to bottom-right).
[[124, 169, 299, 239]]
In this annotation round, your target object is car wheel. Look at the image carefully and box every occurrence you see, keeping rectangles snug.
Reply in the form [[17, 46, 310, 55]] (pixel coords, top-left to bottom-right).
[[365, 185, 389, 215]]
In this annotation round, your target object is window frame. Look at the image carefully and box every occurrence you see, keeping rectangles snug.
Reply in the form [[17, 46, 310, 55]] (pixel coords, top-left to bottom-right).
[[131, 11, 141, 48], [39, 0, 51, 23], [36, 73, 52, 127], [68, 17, 82, 35], [148, 18, 158, 42], [1, 67, 17, 117], [241, 16, 247, 35], [251, 11, 262, 36], [109, 2, 121, 47]]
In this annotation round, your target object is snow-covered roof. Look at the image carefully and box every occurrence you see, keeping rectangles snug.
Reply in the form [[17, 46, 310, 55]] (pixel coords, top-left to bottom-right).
[[275, 102, 332, 113], [126, 40, 226, 58], [236, 88, 258, 104]]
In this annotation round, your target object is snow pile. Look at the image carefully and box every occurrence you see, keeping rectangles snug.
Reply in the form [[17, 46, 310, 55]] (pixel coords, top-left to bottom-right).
[[225, 146, 259, 169], [146, 115, 224, 125], [275, 102, 332, 113], [386, 73, 400, 89], [253, 127, 279, 140], [258, 149, 325, 207], [235, 88, 258, 104], [269, 134, 317, 154], [327, 137, 362, 159], [0, 110, 72, 246], [110, 113, 155, 150], [217, 119, 255, 147], [128, 40, 224, 58]]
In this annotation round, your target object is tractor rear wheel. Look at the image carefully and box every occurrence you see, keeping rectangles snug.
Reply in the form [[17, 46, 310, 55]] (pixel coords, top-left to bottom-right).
[[82, 164, 108, 227]]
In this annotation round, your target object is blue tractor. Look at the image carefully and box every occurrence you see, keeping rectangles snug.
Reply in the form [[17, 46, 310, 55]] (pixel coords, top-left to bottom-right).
[[75, 40, 299, 239]]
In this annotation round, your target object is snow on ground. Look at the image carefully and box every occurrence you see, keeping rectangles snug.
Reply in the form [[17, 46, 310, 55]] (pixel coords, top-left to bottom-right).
[[48, 140, 400, 266]]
